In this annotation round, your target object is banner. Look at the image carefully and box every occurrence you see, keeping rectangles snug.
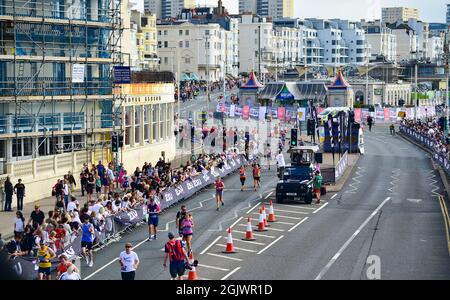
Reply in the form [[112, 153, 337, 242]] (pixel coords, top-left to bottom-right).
[[277, 107, 286, 121], [242, 106, 250, 120], [229, 104, 236, 117], [298, 107, 306, 121], [259, 106, 267, 121], [384, 109, 390, 121], [354, 108, 362, 123]]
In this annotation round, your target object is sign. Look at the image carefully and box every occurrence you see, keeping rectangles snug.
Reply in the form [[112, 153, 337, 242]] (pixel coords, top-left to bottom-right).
[[259, 106, 266, 121], [297, 107, 306, 121], [277, 107, 286, 121], [384, 108, 390, 121], [277, 86, 294, 101], [72, 64, 85, 83], [374, 88, 383, 96], [242, 106, 250, 120], [113, 66, 131, 84]]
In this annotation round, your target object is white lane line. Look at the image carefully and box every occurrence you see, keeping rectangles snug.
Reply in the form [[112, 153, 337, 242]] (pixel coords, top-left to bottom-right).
[[264, 192, 274, 200], [232, 230, 276, 239], [288, 217, 309, 232], [223, 237, 266, 245], [246, 202, 261, 214], [221, 267, 241, 280], [257, 235, 285, 255], [229, 217, 244, 229], [83, 237, 149, 280], [272, 203, 316, 210], [237, 223, 285, 232], [248, 217, 294, 226], [198, 264, 230, 272], [314, 197, 391, 280], [159, 220, 175, 232], [312, 202, 329, 214], [331, 194, 337, 200], [273, 209, 309, 215], [251, 212, 302, 220], [190, 196, 215, 212], [206, 253, 243, 261], [216, 244, 257, 253], [200, 236, 223, 255]]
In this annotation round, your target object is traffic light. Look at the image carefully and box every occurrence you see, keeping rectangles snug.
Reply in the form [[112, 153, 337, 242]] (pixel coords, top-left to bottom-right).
[[307, 119, 315, 136], [348, 111, 355, 124], [112, 135, 118, 153], [290, 128, 298, 147], [118, 135, 124, 148], [398, 99, 405, 107], [201, 111, 207, 126]]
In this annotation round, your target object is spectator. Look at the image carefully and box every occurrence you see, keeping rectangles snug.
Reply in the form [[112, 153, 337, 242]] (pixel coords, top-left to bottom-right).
[[45, 211, 58, 229], [163, 232, 189, 280], [80, 171, 88, 197], [67, 171, 76, 196], [67, 196, 78, 213], [14, 211, 25, 238], [14, 179, 25, 211], [4, 176, 13, 212], [28, 205, 45, 230], [6, 234, 25, 258]]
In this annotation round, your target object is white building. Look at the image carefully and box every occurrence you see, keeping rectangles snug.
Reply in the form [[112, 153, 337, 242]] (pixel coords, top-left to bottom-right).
[[332, 19, 371, 65], [387, 23, 418, 61], [427, 36, 445, 64], [238, 0, 294, 19], [236, 14, 275, 75], [362, 20, 397, 62], [382, 7, 419, 24], [145, 0, 196, 19]]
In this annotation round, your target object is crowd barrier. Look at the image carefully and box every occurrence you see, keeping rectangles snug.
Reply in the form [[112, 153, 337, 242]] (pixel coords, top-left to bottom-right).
[[399, 125, 450, 176], [9, 154, 248, 279]]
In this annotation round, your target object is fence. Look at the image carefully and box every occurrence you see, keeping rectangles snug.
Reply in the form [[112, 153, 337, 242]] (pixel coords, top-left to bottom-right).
[[9, 154, 248, 279], [399, 125, 450, 176], [321, 151, 349, 185]]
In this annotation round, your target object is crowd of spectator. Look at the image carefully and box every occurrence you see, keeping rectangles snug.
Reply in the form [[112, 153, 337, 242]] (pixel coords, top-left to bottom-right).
[[175, 79, 240, 102]]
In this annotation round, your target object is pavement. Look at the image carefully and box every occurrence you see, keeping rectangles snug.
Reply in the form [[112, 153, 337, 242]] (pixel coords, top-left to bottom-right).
[[77, 124, 450, 280]]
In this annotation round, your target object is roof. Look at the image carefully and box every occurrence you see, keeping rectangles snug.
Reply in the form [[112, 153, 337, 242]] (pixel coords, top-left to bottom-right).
[[328, 70, 350, 89], [258, 82, 328, 101], [287, 145, 320, 154], [240, 71, 264, 89], [258, 82, 284, 99]]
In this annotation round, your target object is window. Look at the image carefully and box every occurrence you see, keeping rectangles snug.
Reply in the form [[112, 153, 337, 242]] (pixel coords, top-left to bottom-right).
[[158, 41, 162, 48], [205, 30, 210, 36], [0, 140, 4, 158], [164, 30, 168, 35], [179, 41, 183, 48], [164, 57, 168, 65], [167, 104, 172, 139], [125, 107, 132, 146], [179, 30, 183, 36], [135, 106, 141, 144], [152, 104, 159, 141], [146, 33, 150, 40], [185, 57, 191, 64], [185, 41, 189, 48], [357, 49, 363, 53], [160, 104, 166, 140], [144, 105, 150, 142], [185, 30, 190, 35], [164, 41, 168, 48], [158, 30, 162, 35]]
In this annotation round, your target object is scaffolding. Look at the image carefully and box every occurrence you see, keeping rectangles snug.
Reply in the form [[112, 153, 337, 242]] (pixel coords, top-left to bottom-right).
[[0, 0, 124, 174]]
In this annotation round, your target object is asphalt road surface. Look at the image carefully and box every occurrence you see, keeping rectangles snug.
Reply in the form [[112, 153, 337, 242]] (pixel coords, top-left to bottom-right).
[[81, 125, 450, 280]]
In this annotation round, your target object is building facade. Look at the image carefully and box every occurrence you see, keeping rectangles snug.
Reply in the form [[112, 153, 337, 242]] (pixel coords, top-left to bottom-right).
[[363, 21, 397, 62], [447, 4, 450, 25], [131, 11, 159, 70], [239, 0, 294, 19], [144, 0, 196, 20], [382, 7, 419, 24]]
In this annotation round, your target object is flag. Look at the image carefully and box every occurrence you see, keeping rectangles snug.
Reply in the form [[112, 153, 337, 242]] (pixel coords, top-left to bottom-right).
[[230, 104, 236, 117], [259, 106, 266, 121], [298, 107, 306, 121]]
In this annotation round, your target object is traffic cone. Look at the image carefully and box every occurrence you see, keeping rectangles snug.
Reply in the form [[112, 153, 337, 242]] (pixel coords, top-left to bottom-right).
[[256, 208, 267, 232], [267, 200, 276, 222], [242, 217, 256, 241], [189, 250, 194, 261], [187, 259, 198, 280], [262, 204, 269, 227], [223, 227, 236, 253]]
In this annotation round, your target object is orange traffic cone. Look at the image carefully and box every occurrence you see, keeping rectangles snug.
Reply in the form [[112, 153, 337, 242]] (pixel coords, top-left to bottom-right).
[[187, 260, 198, 280], [223, 227, 236, 253], [189, 250, 194, 261], [262, 204, 269, 227], [242, 217, 256, 241], [267, 200, 276, 222], [256, 208, 267, 232]]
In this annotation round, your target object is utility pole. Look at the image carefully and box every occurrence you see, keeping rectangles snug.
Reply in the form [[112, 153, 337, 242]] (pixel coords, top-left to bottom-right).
[[415, 61, 418, 120], [365, 62, 369, 107], [258, 25, 261, 81], [206, 34, 210, 105]]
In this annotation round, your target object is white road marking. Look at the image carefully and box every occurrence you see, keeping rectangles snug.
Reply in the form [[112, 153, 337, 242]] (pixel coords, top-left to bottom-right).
[[189, 196, 215, 212], [272, 203, 316, 210], [223, 237, 266, 245], [273, 208, 309, 215], [288, 217, 309, 232], [216, 244, 257, 253], [251, 212, 302, 220], [159, 220, 175, 232], [312, 202, 329, 214], [257, 235, 285, 255], [237, 223, 285, 232], [407, 198, 422, 203], [248, 217, 294, 225], [206, 253, 243, 261], [221, 267, 241, 280], [264, 192, 274, 200], [246, 202, 261, 214], [200, 236, 223, 255], [314, 197, 391, 280], [83, 237, 149, 280], [232, 230, 276, 239], [198, 264, 230, 272], [331, 194, 337, 200], [229, 217, 244, 229]]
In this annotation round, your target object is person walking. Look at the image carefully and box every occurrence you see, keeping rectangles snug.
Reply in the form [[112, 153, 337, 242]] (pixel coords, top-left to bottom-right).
[[14, 179, 25, 211], [239, 166, 246, 192], [252, 164, 261, 191], [163, 232, 189, 280], [4, 176, 13, 212], [276, 150, 286, 179], [367, 116, 373, 132], [119, 242, 139, 280], [313, 170, 323, 204], [215, 177, 225, 211], [147, 196, 161, 241]]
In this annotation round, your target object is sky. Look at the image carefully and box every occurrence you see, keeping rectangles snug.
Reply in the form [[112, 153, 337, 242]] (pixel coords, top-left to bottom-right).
[[133, 0, 449, 23]]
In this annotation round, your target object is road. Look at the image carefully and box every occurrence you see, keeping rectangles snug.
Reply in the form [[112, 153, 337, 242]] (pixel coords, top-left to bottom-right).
[[80, 125, 450, 280]]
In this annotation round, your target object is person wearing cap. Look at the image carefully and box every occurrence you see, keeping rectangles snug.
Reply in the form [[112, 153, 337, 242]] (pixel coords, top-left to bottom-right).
[[163, 232, 189, 280], [37, 239, 55, 280], [28, 204, 45, 230], [119, 243, 139, 280]]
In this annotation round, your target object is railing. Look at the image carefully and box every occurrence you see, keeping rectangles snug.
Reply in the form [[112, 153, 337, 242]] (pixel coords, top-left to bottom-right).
[[399, 125, 450, 176]]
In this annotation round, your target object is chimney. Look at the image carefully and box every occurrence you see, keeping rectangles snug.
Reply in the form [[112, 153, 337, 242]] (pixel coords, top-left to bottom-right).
[[218, 0, 223, 16]]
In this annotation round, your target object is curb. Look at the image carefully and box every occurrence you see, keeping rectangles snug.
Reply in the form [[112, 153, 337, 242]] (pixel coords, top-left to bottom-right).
[[397, 132, 450, 200], [326, 154, 361, 192]]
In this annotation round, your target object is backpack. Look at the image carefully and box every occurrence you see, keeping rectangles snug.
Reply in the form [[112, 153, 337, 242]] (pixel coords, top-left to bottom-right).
[[167, 240, 185, 262]]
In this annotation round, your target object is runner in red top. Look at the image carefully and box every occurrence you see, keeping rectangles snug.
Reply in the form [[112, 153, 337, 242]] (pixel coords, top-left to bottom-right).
[[239, 166, 246, 192], [253, 164, 261, 191], [215, 177, 225, 211]]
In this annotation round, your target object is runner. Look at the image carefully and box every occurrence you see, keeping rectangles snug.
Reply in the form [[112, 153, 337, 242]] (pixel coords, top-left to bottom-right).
[[37, 239, 56, 280], [81, 217, 95, 267], [57, 254, 79, 279], [181, 213, 194, 255], [163, 232, 189, 280], [119, 242, 140, 280], [147, 196, 161, 241], [313, 170, 323, 204], [176, 205, 187, 238], [239, 165, 246, 192], [253, 164, 261, 191], [215, 177, 225, 211]]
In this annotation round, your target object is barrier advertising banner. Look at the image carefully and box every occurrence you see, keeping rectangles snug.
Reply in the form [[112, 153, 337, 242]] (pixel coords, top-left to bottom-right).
[[354, 108, 362, 123], [277, 107, 286, 121], [384, 108, 390, 121], [242, 106, 250, 120]]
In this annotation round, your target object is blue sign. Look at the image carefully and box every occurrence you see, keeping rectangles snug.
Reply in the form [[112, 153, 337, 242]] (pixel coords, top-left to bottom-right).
[[113, 66, 131, 84], [277, 86, 294, 101]]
